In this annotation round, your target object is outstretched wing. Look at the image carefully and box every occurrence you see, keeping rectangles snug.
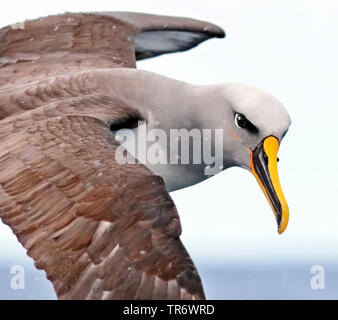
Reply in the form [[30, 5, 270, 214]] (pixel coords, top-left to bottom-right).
[[0, 10, 224, 299], [0, 96, 205, 299], [0, 12, 225, 86]]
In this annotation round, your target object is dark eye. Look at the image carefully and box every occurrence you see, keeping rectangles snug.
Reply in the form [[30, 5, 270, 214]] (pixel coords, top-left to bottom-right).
[[235, 113, 248, 128], [234, 112, 259, 134]]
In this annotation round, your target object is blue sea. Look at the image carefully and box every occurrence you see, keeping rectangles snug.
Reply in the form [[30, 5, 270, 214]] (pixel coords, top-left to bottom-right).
[[0, 258, 337, 300]]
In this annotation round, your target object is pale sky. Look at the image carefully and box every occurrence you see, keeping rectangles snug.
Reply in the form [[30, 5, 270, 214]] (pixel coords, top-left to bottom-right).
[[0, 0, 337, 277]]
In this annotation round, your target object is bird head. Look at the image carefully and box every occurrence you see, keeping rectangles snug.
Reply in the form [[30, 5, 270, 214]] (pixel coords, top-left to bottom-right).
[[210, 84, 291, 234]]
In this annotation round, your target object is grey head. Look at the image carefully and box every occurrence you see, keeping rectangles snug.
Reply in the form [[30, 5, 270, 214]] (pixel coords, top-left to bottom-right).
[[183, 82, 292, 234], [209, 83, 291, 170]]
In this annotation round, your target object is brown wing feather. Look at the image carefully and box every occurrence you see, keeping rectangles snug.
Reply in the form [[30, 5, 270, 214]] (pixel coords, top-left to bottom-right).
[[0, 12, 224, 88], [0, 108, 205, 299]]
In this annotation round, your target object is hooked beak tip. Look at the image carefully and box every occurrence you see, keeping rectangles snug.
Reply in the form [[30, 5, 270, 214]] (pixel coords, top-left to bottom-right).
[[250, 136, 289, 235]]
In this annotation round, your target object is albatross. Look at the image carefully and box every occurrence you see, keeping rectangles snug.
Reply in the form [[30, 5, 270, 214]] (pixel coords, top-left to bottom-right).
[[0, 12, 291, 299]]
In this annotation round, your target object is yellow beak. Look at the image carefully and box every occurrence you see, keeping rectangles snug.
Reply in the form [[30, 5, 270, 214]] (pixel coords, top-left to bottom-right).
[[250, 136, 289, 234]]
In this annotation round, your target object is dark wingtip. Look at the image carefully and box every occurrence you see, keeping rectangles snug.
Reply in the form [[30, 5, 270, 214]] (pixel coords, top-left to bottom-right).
[[0, 11, 225, 66], [106, 11, 225, 38], [104, 12, 226, 60]]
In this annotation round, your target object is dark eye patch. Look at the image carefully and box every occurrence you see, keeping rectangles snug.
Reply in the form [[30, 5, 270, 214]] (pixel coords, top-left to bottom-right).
[[234, 112, 259, 134]]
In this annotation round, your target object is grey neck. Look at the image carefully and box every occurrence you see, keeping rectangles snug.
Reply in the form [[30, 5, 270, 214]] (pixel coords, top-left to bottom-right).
[[103, 69, 228, 191], [105, 68, 200, 130]]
